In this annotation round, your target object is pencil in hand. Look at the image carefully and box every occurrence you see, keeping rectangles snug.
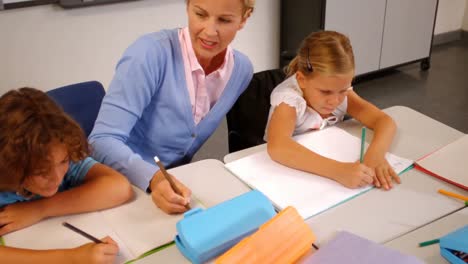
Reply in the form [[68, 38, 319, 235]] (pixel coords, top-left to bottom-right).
[[63, 222, 102, 244], [153, 156, 191, 210]]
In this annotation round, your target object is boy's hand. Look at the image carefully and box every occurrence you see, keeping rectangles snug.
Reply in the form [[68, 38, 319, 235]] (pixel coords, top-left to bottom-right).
[[71, 236, 119, 264], [150, 171, 191, 214], [335, 162, 375, 189], [0, 201, 46, 236]]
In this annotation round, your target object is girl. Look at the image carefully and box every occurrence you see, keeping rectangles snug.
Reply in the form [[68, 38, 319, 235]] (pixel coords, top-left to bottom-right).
[[89, 0, 254, 214], [0, 88, 133, 264], [266, 31, 399, 191]]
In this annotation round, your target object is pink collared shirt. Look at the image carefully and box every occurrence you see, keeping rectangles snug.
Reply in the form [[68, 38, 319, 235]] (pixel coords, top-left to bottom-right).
[[178, 27, 234, 125]]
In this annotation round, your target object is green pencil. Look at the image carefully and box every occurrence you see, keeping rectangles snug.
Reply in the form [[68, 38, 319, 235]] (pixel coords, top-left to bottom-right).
[[360, 127, 366, 163], [419, 238, 440, 247]]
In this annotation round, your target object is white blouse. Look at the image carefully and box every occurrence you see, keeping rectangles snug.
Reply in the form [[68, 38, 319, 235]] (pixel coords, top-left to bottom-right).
[[264, 74, 348, 140]]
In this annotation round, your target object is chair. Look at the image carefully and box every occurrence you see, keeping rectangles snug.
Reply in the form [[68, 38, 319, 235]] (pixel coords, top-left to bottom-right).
[[226, 69, 286, 153], [46, 81, 105, 137]]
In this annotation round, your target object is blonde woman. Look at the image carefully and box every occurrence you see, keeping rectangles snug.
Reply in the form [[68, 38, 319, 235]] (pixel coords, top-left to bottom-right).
[[90, 0, 255, 214]]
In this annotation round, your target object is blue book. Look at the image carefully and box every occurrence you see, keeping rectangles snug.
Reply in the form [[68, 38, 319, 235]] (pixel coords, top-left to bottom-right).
[[301, 231, 424, 264]]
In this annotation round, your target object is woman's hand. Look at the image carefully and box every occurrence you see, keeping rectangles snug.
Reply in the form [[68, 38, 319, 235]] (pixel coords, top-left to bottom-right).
[[149, 171, 192, 214]]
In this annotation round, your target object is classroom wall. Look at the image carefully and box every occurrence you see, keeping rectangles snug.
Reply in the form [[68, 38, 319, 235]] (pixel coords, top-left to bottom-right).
[[434, 0, 467, 34], [463, 0, 468, 30], [0, 0, 464, 95], [0, 0, 280, 94]]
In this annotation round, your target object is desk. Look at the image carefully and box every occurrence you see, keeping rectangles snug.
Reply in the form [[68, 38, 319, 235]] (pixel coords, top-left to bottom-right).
[[136, 106, 466, 262], [224, 106, 466, 244], [134, 159, 249, 264], [385, 207, 468, 264]]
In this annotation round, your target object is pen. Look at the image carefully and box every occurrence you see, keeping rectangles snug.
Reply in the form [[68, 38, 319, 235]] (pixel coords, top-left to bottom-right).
[[438, 189, 468, 202], [360, 127, 366, 163], [62, 222, 102, 243], [418, 238, 439, 247], [153, 156, 191, 210]]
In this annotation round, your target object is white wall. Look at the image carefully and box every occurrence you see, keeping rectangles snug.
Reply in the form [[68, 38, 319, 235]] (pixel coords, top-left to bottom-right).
[[1, 0, 466, 95], [463, 0, 468, 30], [434, 0, 467, 34], [0, 0, 280, 94]]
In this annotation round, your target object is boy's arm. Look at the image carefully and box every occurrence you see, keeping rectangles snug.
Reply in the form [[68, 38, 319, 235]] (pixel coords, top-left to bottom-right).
[[347, 91, 399, 189], [38, 163, 134, 217], [266, 103, 374, 188], [0, 163, 133, 236], [0, 236, 118, 264]]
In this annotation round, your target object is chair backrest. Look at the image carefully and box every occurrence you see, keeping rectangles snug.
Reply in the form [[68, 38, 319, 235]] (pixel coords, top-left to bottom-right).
[[46, 81, 105, 137], [226, 69, 286, 153]]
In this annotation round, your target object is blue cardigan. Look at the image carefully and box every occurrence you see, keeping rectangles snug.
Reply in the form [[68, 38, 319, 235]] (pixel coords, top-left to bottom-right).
[[89, 29, 253, 189]]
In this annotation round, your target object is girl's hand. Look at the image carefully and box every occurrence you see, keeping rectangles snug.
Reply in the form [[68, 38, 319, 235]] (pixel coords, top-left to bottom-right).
[[335, 162, 375, 189], [70, 236, 119, 264], [150, 171, 192, 214], [365, 158, 400, 190], [0, 201, 46, 236]]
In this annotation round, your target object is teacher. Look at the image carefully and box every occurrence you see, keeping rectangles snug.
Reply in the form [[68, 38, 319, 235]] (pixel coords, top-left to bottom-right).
[[89, 0, 255, 214]]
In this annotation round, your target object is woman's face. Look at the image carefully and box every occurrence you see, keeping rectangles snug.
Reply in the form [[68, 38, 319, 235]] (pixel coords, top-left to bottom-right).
[[187, 0, 249, 65], [21, 143, 70, 197]]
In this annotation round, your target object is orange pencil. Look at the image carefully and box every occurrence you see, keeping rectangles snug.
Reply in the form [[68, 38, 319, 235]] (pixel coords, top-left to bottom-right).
[[438, 189, 468, 201]]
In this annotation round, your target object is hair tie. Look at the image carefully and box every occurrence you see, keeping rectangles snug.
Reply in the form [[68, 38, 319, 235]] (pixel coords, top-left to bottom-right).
[[306, 48, 313, 72]]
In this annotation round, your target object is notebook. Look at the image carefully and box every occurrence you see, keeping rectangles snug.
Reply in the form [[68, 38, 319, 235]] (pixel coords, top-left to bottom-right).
[[300, 231, 424, 264], [1, 186, 203, 264], [415, 134, 468, 191], [225, 126, 414, 219]]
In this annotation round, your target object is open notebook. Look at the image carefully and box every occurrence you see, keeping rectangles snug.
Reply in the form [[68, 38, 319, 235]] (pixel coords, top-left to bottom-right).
[[2, 186, 203, 264], [415, 134, 468, 191], [225, 126, 413, 219]]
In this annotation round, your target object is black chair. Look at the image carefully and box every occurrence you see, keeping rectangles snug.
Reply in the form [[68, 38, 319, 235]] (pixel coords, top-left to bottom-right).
[[227, 69, 286, 153], [46, 81, 105, 137]]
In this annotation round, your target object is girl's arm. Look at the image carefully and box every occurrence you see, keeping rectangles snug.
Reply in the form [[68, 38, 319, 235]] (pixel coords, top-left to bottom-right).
[[267, 103, 374, 188], [347, 91, 399, 190], [0, 236, 118, 264], [0, 164, 133, 236]]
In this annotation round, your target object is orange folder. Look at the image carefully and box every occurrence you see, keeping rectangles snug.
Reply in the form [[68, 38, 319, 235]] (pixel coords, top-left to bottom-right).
[[216, 206, 315, 264]]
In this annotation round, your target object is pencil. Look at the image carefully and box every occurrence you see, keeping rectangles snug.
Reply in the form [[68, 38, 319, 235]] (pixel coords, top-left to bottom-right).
[[418, 238, 439, 247], [62, 222, 102, 243], [153, 156, 191, 210], [438, 189, 468, 201], [360, 127, 366, 163]]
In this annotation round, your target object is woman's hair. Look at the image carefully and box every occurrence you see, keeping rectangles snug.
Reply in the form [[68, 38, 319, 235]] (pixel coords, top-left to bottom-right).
[[286, 30, 355, 77], [186, 0, 255, 13], [0, 87, 89, 192]]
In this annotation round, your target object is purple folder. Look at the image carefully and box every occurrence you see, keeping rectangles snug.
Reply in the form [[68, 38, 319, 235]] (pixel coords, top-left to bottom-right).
[[301, 231, 424, 264]]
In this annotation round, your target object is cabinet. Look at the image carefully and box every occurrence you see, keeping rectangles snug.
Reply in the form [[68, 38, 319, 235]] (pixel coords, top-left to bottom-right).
[[280, 0, 438, 76]]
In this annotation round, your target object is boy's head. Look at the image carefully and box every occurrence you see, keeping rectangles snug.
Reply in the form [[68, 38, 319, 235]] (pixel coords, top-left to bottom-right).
[[0, 88, 89, 197], [288, 31, 355, 117]]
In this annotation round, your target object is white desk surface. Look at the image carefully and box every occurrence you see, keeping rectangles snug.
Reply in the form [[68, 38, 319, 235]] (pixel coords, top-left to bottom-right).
[[136, 106, 466, 263], [385, 207, 468, 264]]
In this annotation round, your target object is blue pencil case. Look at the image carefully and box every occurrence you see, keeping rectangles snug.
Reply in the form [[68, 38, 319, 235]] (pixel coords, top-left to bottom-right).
[[175, 190, 276, 264], [440, 225, 468, 264]]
